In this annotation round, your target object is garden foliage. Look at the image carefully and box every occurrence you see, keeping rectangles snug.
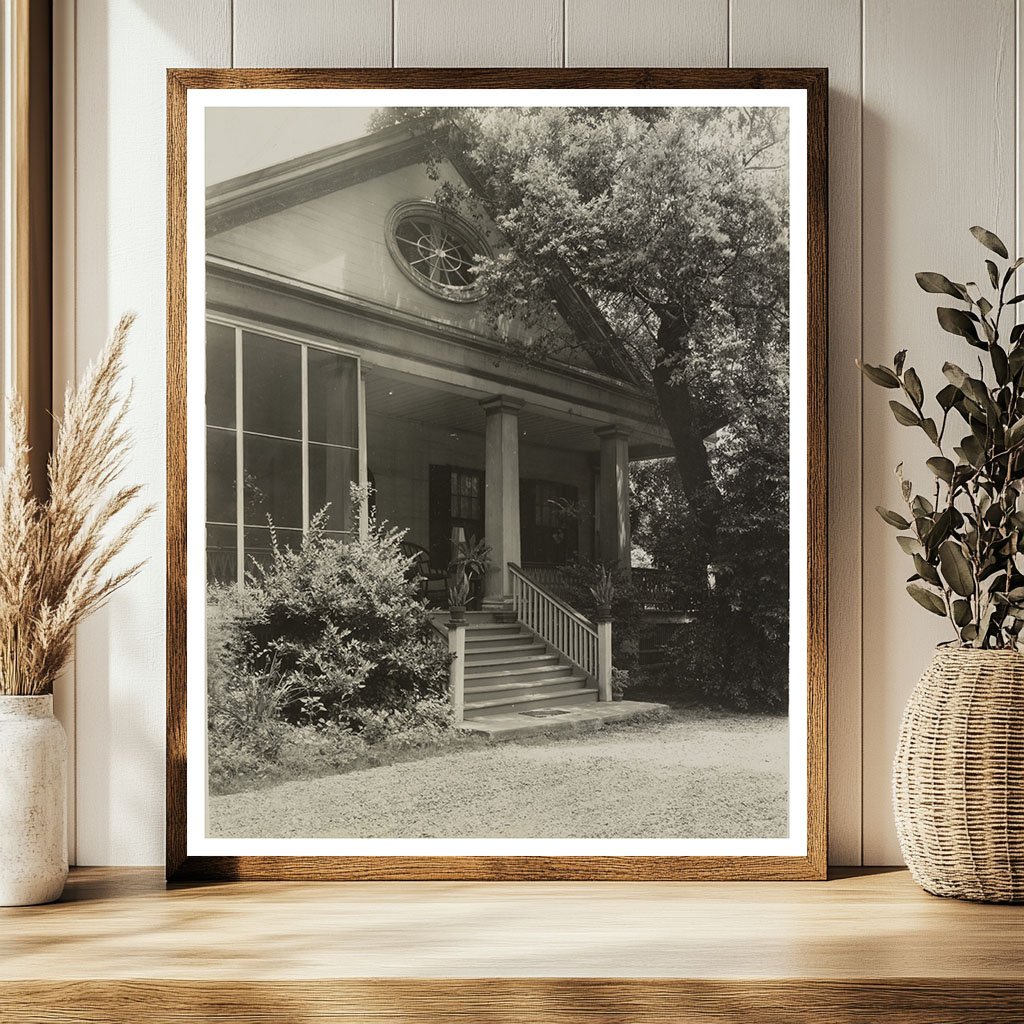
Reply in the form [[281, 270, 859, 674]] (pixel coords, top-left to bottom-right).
[[207, 505, 450, 785]]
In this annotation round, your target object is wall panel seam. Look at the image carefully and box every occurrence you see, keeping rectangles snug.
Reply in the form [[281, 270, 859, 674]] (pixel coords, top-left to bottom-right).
[[726, 0, 731, 67], [561, 0, 566, 68]]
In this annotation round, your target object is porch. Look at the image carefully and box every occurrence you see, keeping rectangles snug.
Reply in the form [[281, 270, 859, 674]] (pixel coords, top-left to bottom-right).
[[363, 364, 671, 610], [202, 284, 676, 724], [205, 261, 675, 600], [362, 364, 673, 722]]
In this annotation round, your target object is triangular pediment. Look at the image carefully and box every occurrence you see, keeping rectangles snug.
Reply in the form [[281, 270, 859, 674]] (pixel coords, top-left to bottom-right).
[[208, 126, 639, 384]]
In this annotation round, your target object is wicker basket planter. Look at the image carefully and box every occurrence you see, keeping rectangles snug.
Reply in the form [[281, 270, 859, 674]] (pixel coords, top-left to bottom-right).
[[893, 648, 1024, 902]]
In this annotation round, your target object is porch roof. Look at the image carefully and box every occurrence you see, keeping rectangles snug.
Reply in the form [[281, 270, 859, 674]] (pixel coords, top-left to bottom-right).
[[208, 259, 673, 457], [364, 367, 673, 458]]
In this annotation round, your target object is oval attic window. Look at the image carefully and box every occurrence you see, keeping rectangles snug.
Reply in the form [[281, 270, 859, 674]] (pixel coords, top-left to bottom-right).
[[386, 202, 488, 302]]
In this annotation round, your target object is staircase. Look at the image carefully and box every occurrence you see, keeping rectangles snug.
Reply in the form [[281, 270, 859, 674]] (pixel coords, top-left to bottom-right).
[[437, 612, 599, 719]]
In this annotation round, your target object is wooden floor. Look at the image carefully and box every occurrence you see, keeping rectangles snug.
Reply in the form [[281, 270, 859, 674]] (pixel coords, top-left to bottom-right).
[[1, 867, 1021, 1022]]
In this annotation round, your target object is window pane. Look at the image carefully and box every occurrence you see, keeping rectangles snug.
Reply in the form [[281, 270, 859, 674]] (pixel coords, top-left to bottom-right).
[[206, 427, 236, 525], [243, 434, 302, 529], [206, 523, 237, 585], [307, 348, 358, 447], [206, 323, 236, 428], [243, 525, 303, 574], [309, 443, 357, 534], [450, 469, 483, 522], [243, 332, 301, 439]]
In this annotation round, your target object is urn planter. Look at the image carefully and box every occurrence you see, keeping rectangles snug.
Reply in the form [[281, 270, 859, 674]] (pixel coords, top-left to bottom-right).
[[0, 695, 68, 906], [893, 648, 1024, 903]]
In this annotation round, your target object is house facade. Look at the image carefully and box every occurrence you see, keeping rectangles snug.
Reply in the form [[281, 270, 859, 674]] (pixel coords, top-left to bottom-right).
[[205, 124, 672, 611]]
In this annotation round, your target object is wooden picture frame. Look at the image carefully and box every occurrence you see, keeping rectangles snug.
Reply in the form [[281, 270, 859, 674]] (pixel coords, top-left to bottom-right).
[[167, 68, 827, 882]]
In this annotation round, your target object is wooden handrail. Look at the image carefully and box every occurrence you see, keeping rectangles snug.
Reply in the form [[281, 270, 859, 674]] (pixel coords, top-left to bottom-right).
[[507, 563, 596, 631], [509, 563, 603, 686], [426, 616, 449, 643]]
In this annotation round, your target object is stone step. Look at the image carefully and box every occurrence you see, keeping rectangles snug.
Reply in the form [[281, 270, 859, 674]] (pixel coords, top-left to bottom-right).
[[465, 621, 523, 633], [464, 629, 533, 644], [462, 684, 599, 719], [463, 642, 548, 662], [465, 662, 572, 684], [464, 675, 588, 704], [464, 651, 560, 670], [431, 610, 498, 622]]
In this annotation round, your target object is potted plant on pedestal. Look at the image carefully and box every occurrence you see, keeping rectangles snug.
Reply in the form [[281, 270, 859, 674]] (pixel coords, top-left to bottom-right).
[[447, 575, 471, 625], [860, 227, 1024, 902], [447, 533, 491, 616], [588, 565, 616, 622], [0, 315, 150, 906]]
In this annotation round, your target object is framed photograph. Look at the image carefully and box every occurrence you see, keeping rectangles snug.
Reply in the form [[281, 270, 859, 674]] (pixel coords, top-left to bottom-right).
[[167, 68, 827, 881]]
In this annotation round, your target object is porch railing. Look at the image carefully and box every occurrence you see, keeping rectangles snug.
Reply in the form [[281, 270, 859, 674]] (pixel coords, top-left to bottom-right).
[[632, 567, 685, 611], [521, 561, 692, 613], [509, 562, 611, 700], [518, 562, 564, 591]]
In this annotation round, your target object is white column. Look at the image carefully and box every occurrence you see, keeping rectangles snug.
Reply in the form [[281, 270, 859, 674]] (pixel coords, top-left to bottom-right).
[[595, 425, 631, 570], [357, 366, 369, 540], [597, 617, 613, 702], [448, 620, 465, 724], [479, 395, 523, 614]]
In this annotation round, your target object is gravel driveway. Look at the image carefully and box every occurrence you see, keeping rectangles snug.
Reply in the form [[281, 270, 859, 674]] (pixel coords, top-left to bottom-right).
[[209, 710, 788, 840]]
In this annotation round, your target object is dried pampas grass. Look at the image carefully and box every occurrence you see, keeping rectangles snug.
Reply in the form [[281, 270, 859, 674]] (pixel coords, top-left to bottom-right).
[[0, 313, 153, 695]]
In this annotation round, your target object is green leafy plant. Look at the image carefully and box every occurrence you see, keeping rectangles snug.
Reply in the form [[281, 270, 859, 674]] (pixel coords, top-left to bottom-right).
[[668, 611, 787, 711], [448, 534, 491, 581], [208, 499, 450, 727], [447, 534, 490, 609], [610, 667, 631, 700], [588, 565, 616, 609], [447, 574, 471, 609], [859, 226, 1024, 648]]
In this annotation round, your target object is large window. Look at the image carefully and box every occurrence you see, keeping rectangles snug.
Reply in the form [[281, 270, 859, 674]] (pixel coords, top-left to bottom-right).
[[206, 323, 360, 583]]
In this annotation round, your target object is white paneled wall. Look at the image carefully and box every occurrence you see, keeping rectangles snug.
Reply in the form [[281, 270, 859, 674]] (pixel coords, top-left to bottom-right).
[[731, 0, 864, 870], [57, 0, 1024, 865], [860, 0, 1019, 864]]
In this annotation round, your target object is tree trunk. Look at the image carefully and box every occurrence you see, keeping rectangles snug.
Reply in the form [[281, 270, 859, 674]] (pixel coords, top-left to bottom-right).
[[650, 318, 723, 566]]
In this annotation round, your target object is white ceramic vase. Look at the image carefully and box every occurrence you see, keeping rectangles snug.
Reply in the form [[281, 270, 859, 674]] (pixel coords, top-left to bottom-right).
[[0, 695, 68, 906]]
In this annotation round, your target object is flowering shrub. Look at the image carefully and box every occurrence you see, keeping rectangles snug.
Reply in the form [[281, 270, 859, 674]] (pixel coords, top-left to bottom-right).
[[214, 508, 449, 723], [206, 504, 452, 784]]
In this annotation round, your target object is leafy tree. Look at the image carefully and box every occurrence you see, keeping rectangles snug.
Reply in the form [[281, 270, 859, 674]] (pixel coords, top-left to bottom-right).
[[632, 318, 790, 708], [630, 457, 707, 606], [370, 104, 789, 565]]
